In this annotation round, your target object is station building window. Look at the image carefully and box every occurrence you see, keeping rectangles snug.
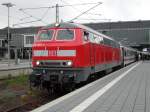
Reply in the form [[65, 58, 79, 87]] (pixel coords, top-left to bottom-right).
[[24, 35, 35, 47]]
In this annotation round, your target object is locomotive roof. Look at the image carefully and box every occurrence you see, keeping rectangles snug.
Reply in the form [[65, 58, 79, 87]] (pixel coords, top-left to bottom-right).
[[42, 22, 115, 41]]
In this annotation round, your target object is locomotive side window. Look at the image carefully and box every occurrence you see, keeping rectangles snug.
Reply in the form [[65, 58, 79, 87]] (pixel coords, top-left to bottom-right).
[[95, 37, 100, 44], [57, 29, 74, 40], [93, 34, 99, 44], [98, 35, 104, 44], [83, 31, 89, 41], [38, 30, 54, 40], [88, 33, 95, 43], [104, 38, 111, 46]]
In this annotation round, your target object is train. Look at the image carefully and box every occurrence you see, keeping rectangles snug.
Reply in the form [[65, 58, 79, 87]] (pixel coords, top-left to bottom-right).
[[29, 22, 141, 92]]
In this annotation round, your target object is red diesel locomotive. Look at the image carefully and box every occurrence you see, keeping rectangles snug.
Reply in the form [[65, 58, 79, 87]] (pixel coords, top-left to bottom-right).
[[30, 22, 127, 91]]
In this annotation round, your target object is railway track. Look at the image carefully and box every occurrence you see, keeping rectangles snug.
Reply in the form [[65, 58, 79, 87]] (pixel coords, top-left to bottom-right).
[[3, 92, 64, 112], [5, 101, 35, 112]]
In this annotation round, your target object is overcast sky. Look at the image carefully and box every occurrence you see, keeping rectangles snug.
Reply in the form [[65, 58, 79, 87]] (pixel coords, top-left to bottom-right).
[[0, 0, 150, 29]]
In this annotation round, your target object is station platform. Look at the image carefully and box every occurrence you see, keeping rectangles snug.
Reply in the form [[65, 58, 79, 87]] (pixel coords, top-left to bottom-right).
[[0, 61, 31, 79], [31, 61, 150, 112]]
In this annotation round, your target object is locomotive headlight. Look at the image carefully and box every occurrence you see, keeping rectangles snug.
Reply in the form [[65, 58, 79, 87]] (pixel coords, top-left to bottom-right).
[[67, 61, 72, 66], [55, 23, 60, 27], [36, 61, 40, 65]]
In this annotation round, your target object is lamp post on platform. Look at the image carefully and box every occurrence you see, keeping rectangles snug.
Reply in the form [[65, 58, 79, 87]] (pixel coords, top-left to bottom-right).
[[2, 3, 15, 66]]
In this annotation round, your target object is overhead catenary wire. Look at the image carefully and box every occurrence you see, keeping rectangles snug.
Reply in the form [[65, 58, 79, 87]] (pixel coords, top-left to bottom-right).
[[19, 9, 47, 23], [60, 0, 96, 21], [14, 5, 56, 26], [69, 2, 102, 22], [13, 2, 102, 27], [65, 1, 102, 20], [13, 9, 48, 26], [13, 20, 41, 27], [20, 16, 32, 21], [20, 2, 100, 10], [85, 13, 101, 16], [18, 5, 52, 24], [19, 2, 102, 25], [61, 2, 101, 7], [0, 7, 25, 22], [76, 18, 111, 21], [9, 5, 49, 27], [40, 6, 52, 20], [60, 0, 79, 12]]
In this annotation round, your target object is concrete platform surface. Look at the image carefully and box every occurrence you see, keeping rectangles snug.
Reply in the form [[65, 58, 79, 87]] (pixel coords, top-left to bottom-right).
[[31, 61, 150, 112], [0, 60, 31, 79]]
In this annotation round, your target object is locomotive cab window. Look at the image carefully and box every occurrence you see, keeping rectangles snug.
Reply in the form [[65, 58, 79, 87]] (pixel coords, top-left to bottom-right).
[[57, 29, 74, 40], [38, 30, 54, 40]]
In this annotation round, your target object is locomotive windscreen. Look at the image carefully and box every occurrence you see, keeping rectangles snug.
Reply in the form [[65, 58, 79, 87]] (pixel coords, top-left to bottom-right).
[[38, 30, 54, 40], [56, 29, 74, 40]]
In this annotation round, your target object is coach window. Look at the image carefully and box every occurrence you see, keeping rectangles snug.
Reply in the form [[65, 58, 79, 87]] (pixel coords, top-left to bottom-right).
[[38, 30, 54, 40], [57, 29, 74, 40]]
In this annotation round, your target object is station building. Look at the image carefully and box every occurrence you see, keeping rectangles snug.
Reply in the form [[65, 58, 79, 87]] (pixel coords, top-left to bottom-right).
[[86, 20, 150, 51], [0, 26, 40, 59], [0, 20, 150, 59]]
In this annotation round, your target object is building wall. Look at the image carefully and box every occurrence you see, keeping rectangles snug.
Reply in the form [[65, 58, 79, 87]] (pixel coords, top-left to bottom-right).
[[10, 34, 24, 48]]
